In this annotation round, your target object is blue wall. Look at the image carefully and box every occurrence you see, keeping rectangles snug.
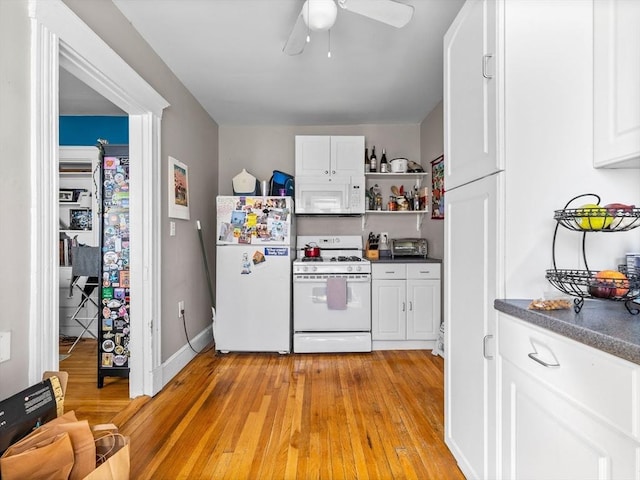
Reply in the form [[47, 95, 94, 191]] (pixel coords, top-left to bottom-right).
[[59, 116, 128, 146]]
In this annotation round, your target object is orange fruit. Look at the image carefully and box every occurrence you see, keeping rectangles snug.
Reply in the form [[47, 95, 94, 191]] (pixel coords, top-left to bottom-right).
[[594, 270, 629, 297]]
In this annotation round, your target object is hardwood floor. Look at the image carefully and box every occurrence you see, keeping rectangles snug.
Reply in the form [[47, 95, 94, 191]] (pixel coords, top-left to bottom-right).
[[61, 340, 463, 479], [59, 338, 131, 424]]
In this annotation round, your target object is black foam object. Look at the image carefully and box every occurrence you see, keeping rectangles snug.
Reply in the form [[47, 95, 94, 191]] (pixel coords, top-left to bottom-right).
[[0, 379, 58, 455]]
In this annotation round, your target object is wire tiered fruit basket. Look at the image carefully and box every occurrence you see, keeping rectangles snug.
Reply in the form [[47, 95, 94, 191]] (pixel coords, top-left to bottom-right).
[[545, 193, 640, 314]]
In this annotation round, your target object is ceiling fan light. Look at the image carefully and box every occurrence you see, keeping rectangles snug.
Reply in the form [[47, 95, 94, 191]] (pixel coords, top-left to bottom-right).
[[302, 0, 338, 32]]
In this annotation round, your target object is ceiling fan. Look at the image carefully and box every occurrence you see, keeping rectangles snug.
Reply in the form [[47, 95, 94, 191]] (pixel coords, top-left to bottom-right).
[[283, 0, 414, 55]]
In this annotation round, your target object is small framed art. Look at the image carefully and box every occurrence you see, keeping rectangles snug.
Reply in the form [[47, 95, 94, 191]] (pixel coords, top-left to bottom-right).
[[431, 155, 445, 220], [168, 156, 190, 220], [59, 189, 75, 202], [70, 209, 92, 230]]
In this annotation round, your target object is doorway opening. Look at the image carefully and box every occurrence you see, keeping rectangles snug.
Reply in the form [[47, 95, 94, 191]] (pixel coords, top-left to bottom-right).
[[29, 0, 169, 397]]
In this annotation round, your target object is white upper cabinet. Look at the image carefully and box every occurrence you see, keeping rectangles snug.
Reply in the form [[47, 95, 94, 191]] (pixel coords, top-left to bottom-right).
[[444, 0, 503, 189], [594, 0, 640, 168], [295, 135, 364, 177], [331, 136, 365, 176]]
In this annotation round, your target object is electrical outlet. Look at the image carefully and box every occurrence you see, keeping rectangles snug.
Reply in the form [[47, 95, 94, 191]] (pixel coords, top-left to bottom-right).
[[178, 300, 185, 317], [381, 232, 389, 245]]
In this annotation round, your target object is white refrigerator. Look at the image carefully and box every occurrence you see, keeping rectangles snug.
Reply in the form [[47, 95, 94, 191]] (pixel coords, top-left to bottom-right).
[[215, 196, 294, 353]]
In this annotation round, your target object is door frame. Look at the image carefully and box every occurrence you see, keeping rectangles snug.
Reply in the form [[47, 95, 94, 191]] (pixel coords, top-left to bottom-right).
[[28, 0, 169, 396]]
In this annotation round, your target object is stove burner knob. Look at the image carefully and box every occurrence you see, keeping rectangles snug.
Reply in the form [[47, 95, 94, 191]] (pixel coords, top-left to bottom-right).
[[356, 265, 362, 272], [312, 266, 317, 272], [347, 266, 353, 272]]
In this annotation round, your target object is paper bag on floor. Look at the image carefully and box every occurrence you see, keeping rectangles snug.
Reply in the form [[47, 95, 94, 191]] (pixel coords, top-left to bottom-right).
[[84, 425, 130, 480], [0, 430, 75, 480], [83, 442, 130, 480], [44, 411, 97, 480]]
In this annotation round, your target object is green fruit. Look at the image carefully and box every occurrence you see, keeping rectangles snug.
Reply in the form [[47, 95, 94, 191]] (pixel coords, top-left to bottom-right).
[[575, 203, 612, 230]]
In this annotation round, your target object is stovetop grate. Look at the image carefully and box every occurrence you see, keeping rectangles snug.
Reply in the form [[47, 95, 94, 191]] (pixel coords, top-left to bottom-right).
[[299, 256, 365, 263]]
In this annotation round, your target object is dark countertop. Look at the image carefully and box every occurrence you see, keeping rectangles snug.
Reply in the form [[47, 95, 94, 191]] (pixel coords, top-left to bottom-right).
[[495, 299, 640, 365], [372, 257, 442, 264]]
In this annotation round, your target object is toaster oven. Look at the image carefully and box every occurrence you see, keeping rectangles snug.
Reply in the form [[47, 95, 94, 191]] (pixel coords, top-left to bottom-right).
[[390, 238, 428, 259]]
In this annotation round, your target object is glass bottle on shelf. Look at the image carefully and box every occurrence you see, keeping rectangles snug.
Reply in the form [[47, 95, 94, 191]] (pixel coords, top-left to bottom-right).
[[370, 146, 377, 172], [364, 147, 370, 173], [375, 194, 383, 211], [379, 148, 388, 173]]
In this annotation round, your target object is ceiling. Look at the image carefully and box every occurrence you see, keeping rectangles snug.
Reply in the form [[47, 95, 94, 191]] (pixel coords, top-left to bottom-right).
[[59, 68, 126, 116], [60, 0, 464, 126]]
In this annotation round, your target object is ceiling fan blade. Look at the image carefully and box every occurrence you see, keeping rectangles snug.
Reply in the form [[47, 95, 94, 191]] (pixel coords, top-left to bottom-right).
[[338, 0, 414, 28], [283, 9, 308, 55]]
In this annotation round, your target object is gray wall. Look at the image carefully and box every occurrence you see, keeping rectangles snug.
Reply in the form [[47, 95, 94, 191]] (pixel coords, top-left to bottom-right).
[[0, 0, 219, 399], [219, 123, 445, 247], [61, 0, 220, 365], [419, 101, 445, 260], [0, 0, 446, 399], [0, 0, 32, 396]]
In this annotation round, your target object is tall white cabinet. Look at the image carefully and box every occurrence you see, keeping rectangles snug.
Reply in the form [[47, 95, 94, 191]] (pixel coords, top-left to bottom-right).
[[444, 0, 640, 478], [444, 174, 500, 479], [443, 0, 502, 478], [443, 0, 502, 191]]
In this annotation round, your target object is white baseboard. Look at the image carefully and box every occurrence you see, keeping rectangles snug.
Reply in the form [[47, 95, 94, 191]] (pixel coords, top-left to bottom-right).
[[161, 325, 213, 389], [372, 339, 436, 351]]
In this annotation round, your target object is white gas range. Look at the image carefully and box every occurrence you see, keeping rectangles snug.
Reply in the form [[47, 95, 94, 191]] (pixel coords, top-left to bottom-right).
[[292, 235, 372, 353]]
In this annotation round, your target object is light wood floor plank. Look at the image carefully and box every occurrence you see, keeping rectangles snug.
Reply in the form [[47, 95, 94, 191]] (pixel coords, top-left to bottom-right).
[[61, 340, 463, 479]]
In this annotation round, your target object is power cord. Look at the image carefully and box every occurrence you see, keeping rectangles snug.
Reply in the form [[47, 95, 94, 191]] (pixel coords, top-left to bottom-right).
[[181, 309, 215, 355]]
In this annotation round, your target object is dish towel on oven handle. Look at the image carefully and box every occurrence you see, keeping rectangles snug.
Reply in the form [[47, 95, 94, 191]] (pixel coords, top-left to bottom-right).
[[326, 277, 347, 310]]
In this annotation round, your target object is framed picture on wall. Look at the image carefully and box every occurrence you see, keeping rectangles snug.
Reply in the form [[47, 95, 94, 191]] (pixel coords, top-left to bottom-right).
[[69, 209, 92, 230], [59, 189, 75, 202], [168, 156, 190, 220], [431, 155, 444, 220]]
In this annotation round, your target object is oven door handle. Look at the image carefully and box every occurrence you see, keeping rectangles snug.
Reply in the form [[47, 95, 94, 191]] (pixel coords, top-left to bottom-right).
[[293, 275, 371, 283]]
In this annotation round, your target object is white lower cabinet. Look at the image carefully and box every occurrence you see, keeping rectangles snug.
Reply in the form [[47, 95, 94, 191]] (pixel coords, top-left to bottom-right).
[[371, 263, 440, 350], [498, 313, 640, 479]]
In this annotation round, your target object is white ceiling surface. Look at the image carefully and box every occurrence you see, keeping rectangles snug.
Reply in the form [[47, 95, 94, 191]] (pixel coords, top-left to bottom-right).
[[106, 0, 465, 126], [59, 68, 126, 115]]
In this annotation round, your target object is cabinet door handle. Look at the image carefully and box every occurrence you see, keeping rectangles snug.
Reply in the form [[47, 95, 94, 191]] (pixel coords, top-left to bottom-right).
[[324, 170, 329, 175], [483, 334, 494, 360], [528, 352, 560, 368], [482, 54, 494, 79], [402, 302, 406, 312], [409, 301, 413, 311]]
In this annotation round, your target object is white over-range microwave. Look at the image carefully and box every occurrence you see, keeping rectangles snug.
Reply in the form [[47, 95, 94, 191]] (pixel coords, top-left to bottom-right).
[[294, 176, 365, 215]]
